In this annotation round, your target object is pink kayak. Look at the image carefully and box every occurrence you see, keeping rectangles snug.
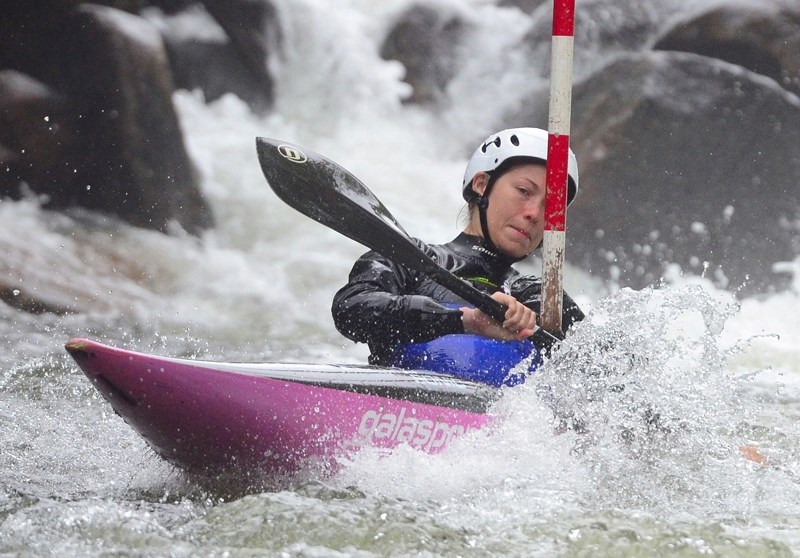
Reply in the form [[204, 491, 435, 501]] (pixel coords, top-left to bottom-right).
[[65, 338, 496, 476]]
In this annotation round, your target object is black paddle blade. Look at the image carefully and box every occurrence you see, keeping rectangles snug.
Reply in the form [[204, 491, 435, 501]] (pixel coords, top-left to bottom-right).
[[255, 136, 508, 323], [256, 137, 408, 239]]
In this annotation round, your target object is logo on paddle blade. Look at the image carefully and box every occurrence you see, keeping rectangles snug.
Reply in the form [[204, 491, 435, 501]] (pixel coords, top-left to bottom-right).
[[277, 144, 307, 163]]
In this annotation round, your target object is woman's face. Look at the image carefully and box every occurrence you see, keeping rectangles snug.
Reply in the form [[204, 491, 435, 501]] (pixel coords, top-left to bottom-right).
[[468, 163, 547, 259]]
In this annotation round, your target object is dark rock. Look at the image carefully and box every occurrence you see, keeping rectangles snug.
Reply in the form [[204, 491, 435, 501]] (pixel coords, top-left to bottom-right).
[[198, 0, 279, 109], [0, 3, 213, 235], [653, 2, 800, 97], [381, 4, 469, 105], [0, 71, 78, 202], [0, 285, 75, 316], [565, 50, 800, 295], [166, 38, 273, 110], [152, 4, 273, 111], [67, 4, 214, 235]]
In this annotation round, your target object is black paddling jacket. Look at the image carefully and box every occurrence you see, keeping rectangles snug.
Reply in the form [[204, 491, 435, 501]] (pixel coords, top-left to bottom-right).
[[332, 232, 584, 364]]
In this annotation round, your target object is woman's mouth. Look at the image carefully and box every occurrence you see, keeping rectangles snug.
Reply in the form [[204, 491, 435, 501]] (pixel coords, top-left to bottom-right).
[[509, 226, 531, 240]]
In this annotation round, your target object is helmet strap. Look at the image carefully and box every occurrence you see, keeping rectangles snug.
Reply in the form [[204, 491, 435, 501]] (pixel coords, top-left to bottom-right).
[[476, 176, 500, 253]]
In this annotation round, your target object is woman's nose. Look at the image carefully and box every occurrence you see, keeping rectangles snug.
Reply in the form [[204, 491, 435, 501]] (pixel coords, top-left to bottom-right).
[[521, 198, 544, 219]]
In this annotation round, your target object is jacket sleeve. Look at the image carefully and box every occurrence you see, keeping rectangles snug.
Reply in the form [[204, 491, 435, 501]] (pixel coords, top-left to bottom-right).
[[331, 250, 465, 348]]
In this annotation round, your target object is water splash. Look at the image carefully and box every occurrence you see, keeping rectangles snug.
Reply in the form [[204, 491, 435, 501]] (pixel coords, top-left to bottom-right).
[[336, 284, 800, 523], [533, 285, 781, 513]]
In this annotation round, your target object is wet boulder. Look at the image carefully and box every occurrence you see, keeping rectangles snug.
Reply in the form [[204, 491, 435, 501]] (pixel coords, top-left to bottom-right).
[[381, 4, 469, 105], [653, 1, 800, 97], [140, 0, 278, 111], [0, 71, 78, 203], [0, 3, 213, 235], [198, 0, 278, 104], [151, 4, 274, 111], [565, 50, 800, 295]]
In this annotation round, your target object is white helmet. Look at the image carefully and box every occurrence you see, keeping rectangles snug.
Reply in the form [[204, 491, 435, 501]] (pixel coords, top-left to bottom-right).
[[462, 127, 579, 205]]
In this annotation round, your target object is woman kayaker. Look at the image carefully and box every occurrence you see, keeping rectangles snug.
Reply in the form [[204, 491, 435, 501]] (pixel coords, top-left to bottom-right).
[[332, 127, 584, 364], [331, 128, 772, 467]]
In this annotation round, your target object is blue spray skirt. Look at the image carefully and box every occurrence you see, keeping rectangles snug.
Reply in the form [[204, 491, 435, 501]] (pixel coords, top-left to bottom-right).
[[388, 334, 541, 387]]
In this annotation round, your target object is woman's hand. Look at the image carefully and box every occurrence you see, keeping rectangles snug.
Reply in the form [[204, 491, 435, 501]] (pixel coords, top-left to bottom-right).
[[460, 292, 537, 340]]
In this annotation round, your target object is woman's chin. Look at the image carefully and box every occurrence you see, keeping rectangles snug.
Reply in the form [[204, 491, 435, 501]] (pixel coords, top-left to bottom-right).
[[497, 240, 533, 259]]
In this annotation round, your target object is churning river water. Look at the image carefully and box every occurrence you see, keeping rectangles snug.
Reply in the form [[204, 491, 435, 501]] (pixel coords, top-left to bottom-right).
[[3, 0, 800, 556]]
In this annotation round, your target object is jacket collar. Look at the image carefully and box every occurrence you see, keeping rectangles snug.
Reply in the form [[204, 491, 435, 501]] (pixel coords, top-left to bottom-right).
[[453, 232, 525, 267]]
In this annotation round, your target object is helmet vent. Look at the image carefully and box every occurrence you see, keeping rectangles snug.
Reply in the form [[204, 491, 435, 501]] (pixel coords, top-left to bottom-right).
[[510, 134, 519, 146], [481, 137, 501, 153]]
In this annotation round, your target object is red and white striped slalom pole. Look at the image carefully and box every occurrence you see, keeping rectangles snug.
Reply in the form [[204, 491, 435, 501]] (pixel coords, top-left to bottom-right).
[[541, 0, 575, 335]]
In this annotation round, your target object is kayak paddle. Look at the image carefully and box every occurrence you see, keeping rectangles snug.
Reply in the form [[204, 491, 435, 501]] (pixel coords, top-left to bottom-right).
[[255, 137, 560, 346]]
